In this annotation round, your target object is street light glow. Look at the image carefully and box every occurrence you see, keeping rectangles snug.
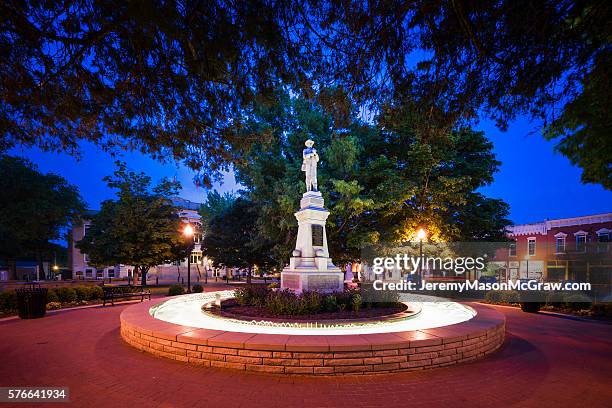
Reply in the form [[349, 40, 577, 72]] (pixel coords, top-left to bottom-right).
[[183, 224, 194, 237], [417, 228, 427, 241]]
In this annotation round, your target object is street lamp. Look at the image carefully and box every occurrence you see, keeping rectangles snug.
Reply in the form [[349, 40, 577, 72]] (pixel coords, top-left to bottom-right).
[[183, 224, 194, 293], [417, 228, 427, 282], [203, 257, 209, 285]]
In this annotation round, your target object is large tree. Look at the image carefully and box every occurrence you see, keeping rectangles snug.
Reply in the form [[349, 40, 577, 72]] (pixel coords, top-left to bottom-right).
[[202, 197, 274, 283], [2, 1, 609, 187], [0, 155, 84, 279], [232, 91, 510, 267], [76, 162, 191, 286]]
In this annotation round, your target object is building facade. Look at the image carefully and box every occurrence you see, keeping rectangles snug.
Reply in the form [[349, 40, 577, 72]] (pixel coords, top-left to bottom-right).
[[357, 213, 612, 286], [494, 213, 612, 284]]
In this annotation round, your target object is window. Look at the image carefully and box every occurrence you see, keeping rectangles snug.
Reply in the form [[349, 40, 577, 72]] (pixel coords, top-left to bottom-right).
[[597, 231, 610, 252], [555, 237, 565, 253], [527, 238, 536, 256], [85, 268, 93, 278], [107, 268, 115, 278], [576, 234, 586, 252], [508, 241, 517, 257], [83, 253, 89, 263]]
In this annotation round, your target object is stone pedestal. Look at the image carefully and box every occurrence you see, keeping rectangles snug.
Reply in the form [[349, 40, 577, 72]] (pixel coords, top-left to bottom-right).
[[281, 191, 343, 293]]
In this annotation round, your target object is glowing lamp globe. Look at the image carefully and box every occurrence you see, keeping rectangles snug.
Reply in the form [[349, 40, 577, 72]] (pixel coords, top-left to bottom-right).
[[183, 224, 194, 237], [417, 228, 427, 241]]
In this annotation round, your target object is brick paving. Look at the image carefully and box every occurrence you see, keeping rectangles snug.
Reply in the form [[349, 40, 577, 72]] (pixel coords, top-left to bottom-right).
[[1, 302, 611, 408]]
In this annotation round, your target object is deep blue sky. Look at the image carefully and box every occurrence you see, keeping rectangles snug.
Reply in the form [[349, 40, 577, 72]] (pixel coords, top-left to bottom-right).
[[9, 116, 611, 225]]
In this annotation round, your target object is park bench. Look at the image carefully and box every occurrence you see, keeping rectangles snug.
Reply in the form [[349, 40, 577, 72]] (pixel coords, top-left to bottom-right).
[[102, 285, 151, 306]]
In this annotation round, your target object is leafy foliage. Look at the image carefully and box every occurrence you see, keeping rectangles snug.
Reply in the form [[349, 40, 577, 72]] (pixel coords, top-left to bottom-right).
[[202, 197, 274, 276], [231, 91, 510, 266], [233, 287, 395, 316], [76, 162, 192, 286], [0, 155, 84, 278], [168, 284, 185, 296], [1, 1, 608, 187]]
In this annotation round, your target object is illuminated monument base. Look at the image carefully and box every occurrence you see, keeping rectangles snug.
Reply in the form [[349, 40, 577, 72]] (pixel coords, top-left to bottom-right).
[[281, 191, 343, 293]]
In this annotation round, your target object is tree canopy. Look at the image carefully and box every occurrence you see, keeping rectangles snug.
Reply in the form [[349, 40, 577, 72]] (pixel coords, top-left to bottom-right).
[[76, 161, 192, 286], [0, 155, 84, 278], [1, 1, 609, 187], [230, 90, 510, 266], [202, 196, 274, 280]]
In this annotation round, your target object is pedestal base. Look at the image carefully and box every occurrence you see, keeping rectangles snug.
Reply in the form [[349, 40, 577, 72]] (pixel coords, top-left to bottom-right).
[[281, 268, 344, 293]]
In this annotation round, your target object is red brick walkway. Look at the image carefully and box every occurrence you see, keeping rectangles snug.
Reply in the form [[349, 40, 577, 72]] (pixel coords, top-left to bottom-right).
[[1, 303, 610, 408]]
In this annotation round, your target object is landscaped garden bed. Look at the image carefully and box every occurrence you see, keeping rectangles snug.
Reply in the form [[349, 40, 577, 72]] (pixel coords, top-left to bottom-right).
[[209, 297, 410, 321], [482, 290, 612, 319], [205, 285, 409, 321]]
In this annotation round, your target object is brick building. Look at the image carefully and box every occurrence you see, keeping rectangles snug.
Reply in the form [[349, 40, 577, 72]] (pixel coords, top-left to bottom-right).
[[493, 213, 612, 285]]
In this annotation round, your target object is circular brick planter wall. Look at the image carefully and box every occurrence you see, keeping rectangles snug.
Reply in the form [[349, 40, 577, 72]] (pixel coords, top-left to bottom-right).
[[120, 298, 505, 375]]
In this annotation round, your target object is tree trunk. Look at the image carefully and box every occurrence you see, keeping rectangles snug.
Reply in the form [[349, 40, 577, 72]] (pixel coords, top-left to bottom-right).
[[37, 252, 44, 281], [247, 265, 252, 285], [140, 266, 148, 287], [8, 258, 17, 280]]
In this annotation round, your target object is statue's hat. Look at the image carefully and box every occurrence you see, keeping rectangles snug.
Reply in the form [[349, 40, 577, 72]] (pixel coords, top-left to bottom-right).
[[305, 139, 315, 147]]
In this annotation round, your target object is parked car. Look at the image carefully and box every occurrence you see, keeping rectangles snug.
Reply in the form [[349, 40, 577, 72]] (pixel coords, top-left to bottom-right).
[[478, 276, 497, 284]]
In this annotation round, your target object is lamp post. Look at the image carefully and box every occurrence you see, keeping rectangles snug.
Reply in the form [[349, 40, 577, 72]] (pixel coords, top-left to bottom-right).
[[417, 228, 427, 282], [204, 257, 209, 285], [183, 224, 194, 293]]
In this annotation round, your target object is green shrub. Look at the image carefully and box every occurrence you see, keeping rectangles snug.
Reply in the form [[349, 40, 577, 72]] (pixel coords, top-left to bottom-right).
[[46, 289, 59, 303], [0, 290, 17, 312], [485, 290, 520, 304], [563, 294, 592, 311], [168, 284, 185, 296], [352, 294, 362, 312], [55, 287, 77, 303], [545, 291, 566, 308], [46, 302, 62, 310], [89, 286, 103, 300], [234, 285, 271, 306], [74, 286, 90, 301], [266, 289, 299, 315], [323, 295, 338, 312], [520, 302, 541, 313], [234, 286, 252, 305], [359, 283, 400, 307], [192, 284, 203, 293], [591, 303, 612, 317], [335, 290, 352, 310], [299, 291, 322, 314]]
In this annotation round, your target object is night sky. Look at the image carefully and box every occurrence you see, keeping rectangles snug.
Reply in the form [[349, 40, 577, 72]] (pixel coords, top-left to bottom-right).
[[9, 115, 611, 226]]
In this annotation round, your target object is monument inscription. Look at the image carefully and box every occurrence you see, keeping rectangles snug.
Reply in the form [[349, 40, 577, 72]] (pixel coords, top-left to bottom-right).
[[312, 225, 324, 247], [283, 274, 300, 290], [307, 275, 340, 291]]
